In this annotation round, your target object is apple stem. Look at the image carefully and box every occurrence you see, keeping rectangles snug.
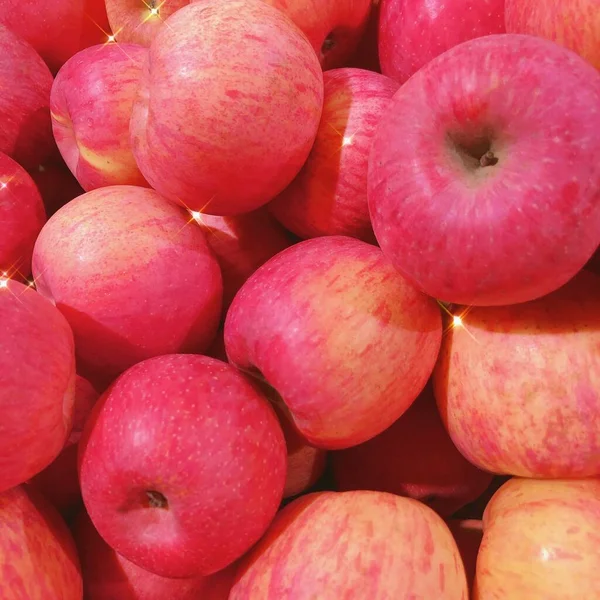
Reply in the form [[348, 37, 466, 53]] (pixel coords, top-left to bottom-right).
[[146, 490, 168, 509], [479, 151, 498, 167]]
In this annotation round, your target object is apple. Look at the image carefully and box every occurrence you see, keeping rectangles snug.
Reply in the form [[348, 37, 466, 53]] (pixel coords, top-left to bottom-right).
[[506, 0, 600, 70], [224, 235, 442, 449], [0, 0, 111, 74], [270, 67, 398, 243], [130, 0, 324, 216], [368, 33, 600, 307], [434, 268, 600, 479], [331, 382, 493, 516], [0, 152, 46, 278], [0, 486, 82, 599], [72, 509, 235, 599], [379, 0, 505, 84], [31, 185, 223, 387], [448, 519, 483, 593], [0, 24, 55, 170], [28, 375, 99, 519], [475, 478, 600, 598], [0, 278, 76, 493], [230, 490, 468, 598], [79, 354, 286, 578], [193, 208, 291, 312], [345, 0, 382, 73], [51, 42, 149, 191]]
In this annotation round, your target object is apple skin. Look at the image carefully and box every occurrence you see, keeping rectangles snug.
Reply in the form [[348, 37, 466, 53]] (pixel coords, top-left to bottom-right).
[[0, 486, 82, 599], [72, 509, 235, 600], [433, 269, 600, 479], [0, 24, 55, 170], [0, 279, 76, 493], [130, 0, 324, 216], [0, 0, 111, 74], [475, 478, 600, 599], [331, 382, 493, 516], [194, 209, 292, 313], [379, 0, 505, 84], [345, 0, 382, 73], [79, 354, 287, 579], [224, 235, 442, 449], [369, 33, 600, 307], [505, 0, 600, 70], [0, 152, 46, 278], [51, 43, 149, 191], [31, 185, 223, 387], [230, 490, 468, 598], [448, 519, 483, 593], [270, 68, 398, 243]]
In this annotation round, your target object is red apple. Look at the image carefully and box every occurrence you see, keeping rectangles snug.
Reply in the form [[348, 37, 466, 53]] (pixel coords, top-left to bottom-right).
[[368, 33, 600, 306], [0, 24, 55, 170], [0, 0, 111, 74], [0, 486, 82, 599], [0, 152, 46, 278], [270, 68, 398, 242], [31, 185, 223, 386], [506, 0, 600, 70], [332, 382, 493, 516], [72, 509, 235, 599], [224, 236, 442, 449], [230, 490, 468, 598], [130, 0, 324, 216], [0, 278, 76, 493], [379, 0, 505, 84], [448, 519, 483, 593], [51, 42, 149, 191], [434, 269, 600, 478], [79, 354, 287, 578], [28, 375, 99, 518], [193, 208, 291, 312]]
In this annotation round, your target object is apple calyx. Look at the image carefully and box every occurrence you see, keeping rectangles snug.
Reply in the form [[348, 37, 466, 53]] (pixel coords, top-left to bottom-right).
[[146, 490, 168, 509], [479, 150, 498, 167], [320, 33, 336, 60]]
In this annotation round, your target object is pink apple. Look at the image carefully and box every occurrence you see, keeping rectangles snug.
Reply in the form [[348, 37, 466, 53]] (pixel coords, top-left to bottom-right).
[[0, 0, 111, 74], [448, 519, 483, 593], [194, 208, 292, 312], [130, 0, 324, 216], [224, 235, 442, 449], [379, 0, 505, 84], [332, 382, 493, 516], [0, 278, 76, 493], [31, 185, 223, 387], [0, 486, 82, 598], [79, 354, 287, 578], [506, 0, 600, 70], [0, 24, 55, 170], [230, 490, 468, 598], [73, 509, 235, 600], [0, 152, 46, 278], [368, 33, 600, 306], [51, 43, 149, 191], [28, 375, 99, 518], [476, 478, 600, 598], [270, 68, 398, 242], [434, 269, 600, 478]]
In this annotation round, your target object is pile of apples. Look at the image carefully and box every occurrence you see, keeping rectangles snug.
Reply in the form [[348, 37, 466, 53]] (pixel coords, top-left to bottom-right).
[[1, 0, 600, 597]]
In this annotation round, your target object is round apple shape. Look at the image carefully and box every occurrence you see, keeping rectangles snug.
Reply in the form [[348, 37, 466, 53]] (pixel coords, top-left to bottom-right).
[[434, 269, 600, 478], [0, 152, 46, 278], [270, 67, 398, 243], [368, 33, 600, 307], [230, 490, 468, 598], [31, 185, 223, 386], [506, 0, 600, 70], [379, 0, 506, 84], [332, 382, 493, 516], [475, 478, 600, 599], [0, 24, 55, 170], [0, 486, 82, 599], [130, 0, 324, 216], [224, 235, 442, 449], [79, 354, 287, 578], [0, 278, 76, 493], [51, 42, 149, 191]]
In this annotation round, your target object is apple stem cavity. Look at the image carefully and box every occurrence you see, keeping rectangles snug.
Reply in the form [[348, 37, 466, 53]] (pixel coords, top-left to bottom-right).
[[146, 490, 168, 510], [479, 150, 498, 167]]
